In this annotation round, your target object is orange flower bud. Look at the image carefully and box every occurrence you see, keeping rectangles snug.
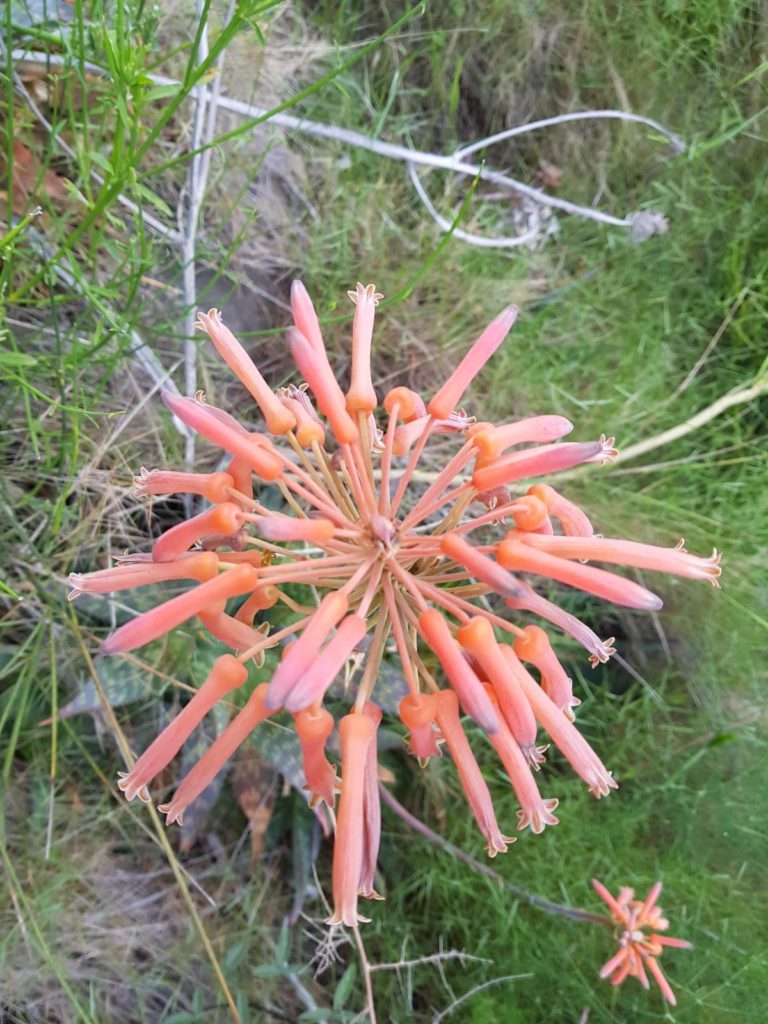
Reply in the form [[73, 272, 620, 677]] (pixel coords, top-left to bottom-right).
[[383, 386, 426, 422], [295, 706, 337, 808], [399, 692, 441, 762]]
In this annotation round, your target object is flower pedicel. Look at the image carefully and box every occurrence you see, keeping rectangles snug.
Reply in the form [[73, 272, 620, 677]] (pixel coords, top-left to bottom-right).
[[70, 281, 721, 929]]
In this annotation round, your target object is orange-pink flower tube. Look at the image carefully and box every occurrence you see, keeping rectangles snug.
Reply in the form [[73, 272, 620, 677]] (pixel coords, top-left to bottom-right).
[[70, 280, 721, 927]]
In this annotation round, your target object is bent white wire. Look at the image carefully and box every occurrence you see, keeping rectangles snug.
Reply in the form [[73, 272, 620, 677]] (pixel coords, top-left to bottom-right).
[[11, 49, 682, 248]]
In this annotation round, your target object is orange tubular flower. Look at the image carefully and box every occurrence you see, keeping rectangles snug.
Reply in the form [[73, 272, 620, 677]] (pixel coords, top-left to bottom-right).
[[482, 686, 559, 833], [359, 702, 384, 901], [513, 624, 580, 719], [198, 607, 265, 651], [456, 618, 539, 757], [592, 879, 692, 1005], [70, 279, 721, 927], [118, 654, 247, 802], [266, 593, 349, 710], [134, 468, 236, 504], [99, 564, 259, 654], [283, 614, 368, 713], [435, 690, 513, 857], [196, 308, 296, 435], [497, 537, 664, 610], [68, 551, 219, 598], [471, 415, 574, 462], [346, 283, 381, 413], [330, 712, 377, 927], [528, 483, 594, 537], [427, 305, 518, 420], [152, 502, 244, 562], [159, 684, 275, 826], [473, 438, 616, 492], [418, 609, 500, 733]]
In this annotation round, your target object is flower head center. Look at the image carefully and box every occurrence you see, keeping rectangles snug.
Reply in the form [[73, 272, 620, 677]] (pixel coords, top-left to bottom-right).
[[369, 514, 398, 551]]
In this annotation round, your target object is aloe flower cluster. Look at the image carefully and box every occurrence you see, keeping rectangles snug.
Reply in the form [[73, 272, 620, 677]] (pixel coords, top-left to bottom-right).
[[70, 281, 721, 928], [593, 879, 692, 1004]]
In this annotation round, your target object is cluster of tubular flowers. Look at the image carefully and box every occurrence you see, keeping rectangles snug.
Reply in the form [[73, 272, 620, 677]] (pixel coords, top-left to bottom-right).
[[592, 880, 692, 1004], [69, 280, 722, 929]]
